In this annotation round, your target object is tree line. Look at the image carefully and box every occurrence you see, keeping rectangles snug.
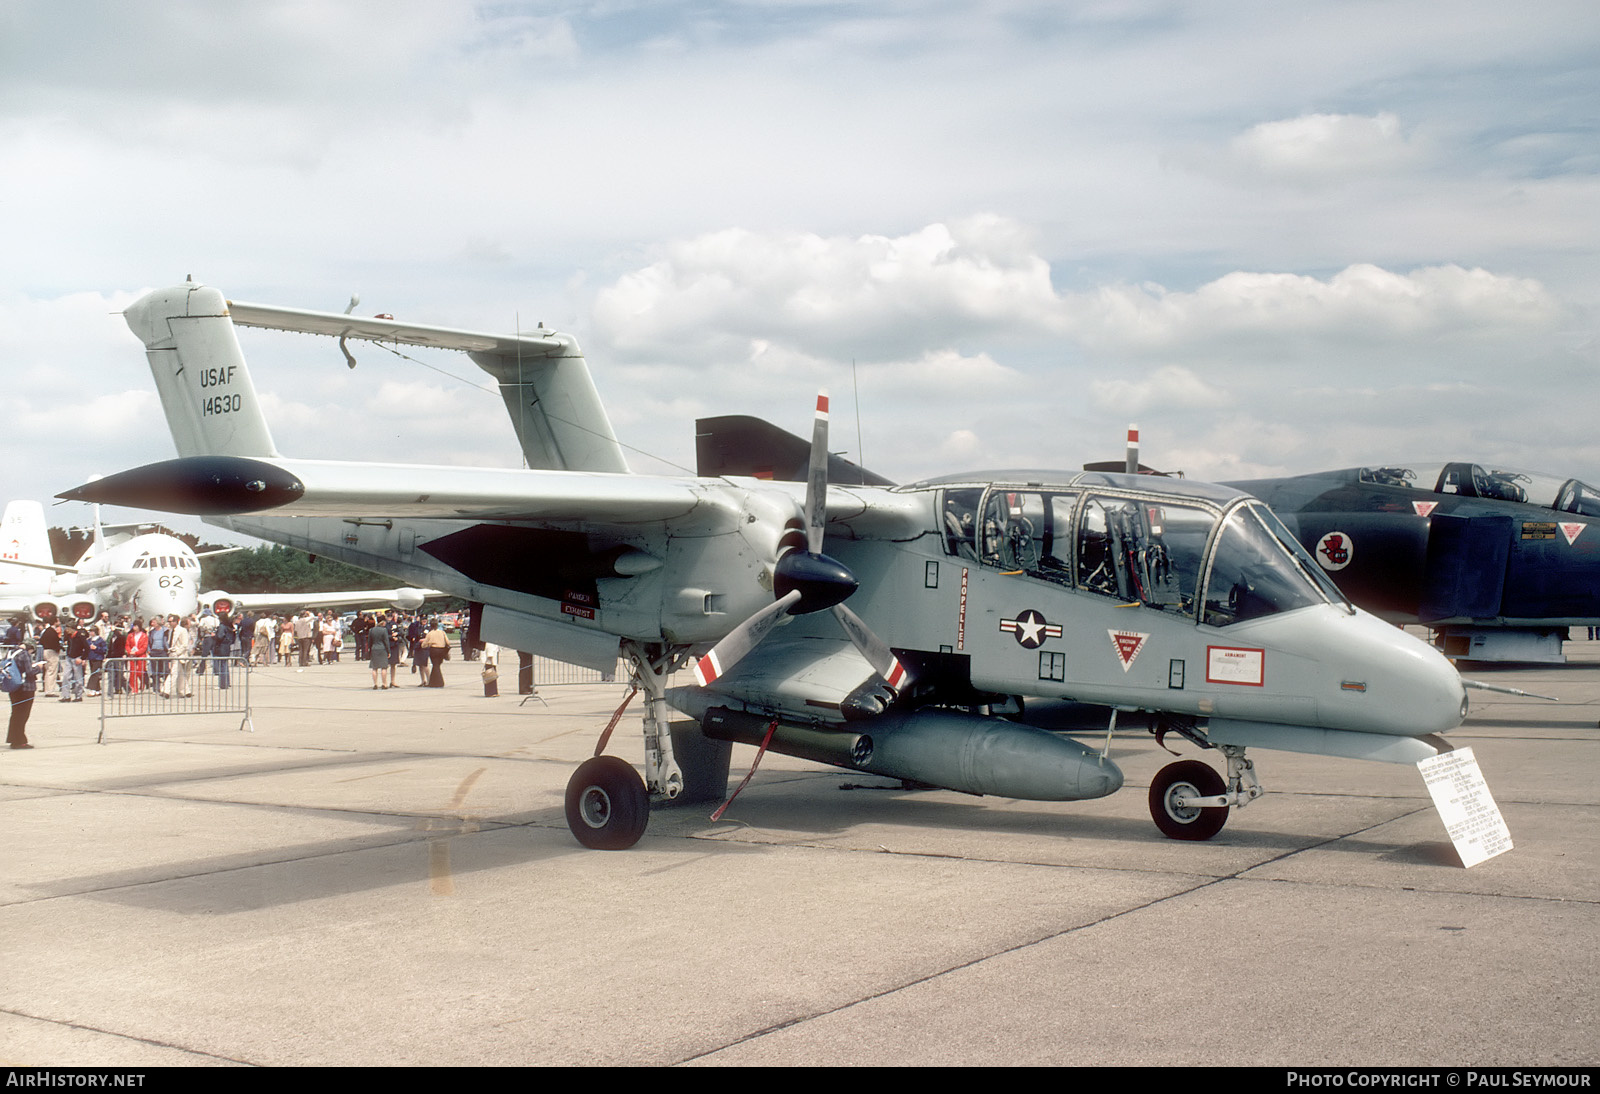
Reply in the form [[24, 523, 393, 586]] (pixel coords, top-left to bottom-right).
[[200, 544, 394, 594]]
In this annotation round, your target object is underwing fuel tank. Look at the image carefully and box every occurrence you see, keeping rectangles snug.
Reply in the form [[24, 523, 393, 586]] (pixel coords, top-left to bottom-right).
[[702, 706, 1124, 801]]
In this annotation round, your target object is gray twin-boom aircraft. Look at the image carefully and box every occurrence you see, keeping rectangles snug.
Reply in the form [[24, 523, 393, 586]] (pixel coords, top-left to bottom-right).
[[64, 281, 1471, 849]]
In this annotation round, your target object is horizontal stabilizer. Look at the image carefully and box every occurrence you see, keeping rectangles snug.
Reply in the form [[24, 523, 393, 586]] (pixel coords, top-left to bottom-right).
[[228, 301, 568, 357], [229, 298, 628, 474]]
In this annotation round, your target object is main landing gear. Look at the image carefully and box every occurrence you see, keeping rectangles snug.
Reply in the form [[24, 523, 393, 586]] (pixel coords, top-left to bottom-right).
[[566, 756, 649, 850], [562, 640, 690, 851], [1147, 745, 1264, 841]]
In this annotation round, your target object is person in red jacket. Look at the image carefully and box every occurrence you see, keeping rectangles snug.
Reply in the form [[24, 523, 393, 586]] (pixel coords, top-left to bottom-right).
[[125, 620, 149, 694]]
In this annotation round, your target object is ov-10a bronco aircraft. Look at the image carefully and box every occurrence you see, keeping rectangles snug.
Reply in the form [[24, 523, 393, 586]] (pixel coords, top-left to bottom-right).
[[65, 280, 1470, 849]]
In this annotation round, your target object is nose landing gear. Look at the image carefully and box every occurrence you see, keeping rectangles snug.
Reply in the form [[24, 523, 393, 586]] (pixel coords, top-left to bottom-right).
[[1148, 745, 1264, 841]]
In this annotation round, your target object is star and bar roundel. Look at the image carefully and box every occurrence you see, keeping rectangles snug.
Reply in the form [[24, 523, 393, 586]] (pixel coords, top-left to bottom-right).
[[998, 609, 1062, 648], [998, 611, 1152, 672]]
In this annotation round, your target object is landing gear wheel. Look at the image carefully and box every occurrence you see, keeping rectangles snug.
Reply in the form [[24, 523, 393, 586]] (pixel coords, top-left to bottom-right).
[[1149, 759, 1228, 841], [565, 756, 649, 850]]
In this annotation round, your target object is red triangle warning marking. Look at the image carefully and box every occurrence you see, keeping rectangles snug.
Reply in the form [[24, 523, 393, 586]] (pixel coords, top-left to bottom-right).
[[1108, 629, 1148, 672]]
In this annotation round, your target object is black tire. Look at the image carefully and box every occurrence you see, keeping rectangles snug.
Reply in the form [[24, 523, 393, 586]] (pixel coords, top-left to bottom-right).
[[565, 756, 649, 850], [1149, 759, 1229, 841]]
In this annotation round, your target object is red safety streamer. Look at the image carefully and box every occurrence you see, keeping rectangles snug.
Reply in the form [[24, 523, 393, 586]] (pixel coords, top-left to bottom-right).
[[593, 686, 639, 757], [710, 718, 778, 822]]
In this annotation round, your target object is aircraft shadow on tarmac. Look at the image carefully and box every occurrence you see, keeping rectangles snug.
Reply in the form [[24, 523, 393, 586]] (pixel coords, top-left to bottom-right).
[[41, 816, 771, 916], [647, 765, 1434, 860], [63, 747, 433, 793], [38, 756, 1455, 917]]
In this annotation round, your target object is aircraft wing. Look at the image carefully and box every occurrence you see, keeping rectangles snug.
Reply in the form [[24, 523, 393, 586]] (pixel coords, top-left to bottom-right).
[[60, 456, 732, 526], [0, 558, 76, 576]]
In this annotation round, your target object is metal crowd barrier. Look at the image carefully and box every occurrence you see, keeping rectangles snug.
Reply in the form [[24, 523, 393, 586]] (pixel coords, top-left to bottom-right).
[[529, 655, 626, 688], [97, 655, 253, 743]]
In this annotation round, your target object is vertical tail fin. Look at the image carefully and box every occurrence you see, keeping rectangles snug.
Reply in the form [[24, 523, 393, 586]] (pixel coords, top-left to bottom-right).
[[124, 282, 279, 459], [468, 341, 629, 473], [0, 501, 53, 586]]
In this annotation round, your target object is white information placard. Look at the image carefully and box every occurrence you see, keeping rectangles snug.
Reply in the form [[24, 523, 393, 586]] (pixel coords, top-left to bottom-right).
[[1417, 746, 1512, 868], [1206, 645, 1264, 686]]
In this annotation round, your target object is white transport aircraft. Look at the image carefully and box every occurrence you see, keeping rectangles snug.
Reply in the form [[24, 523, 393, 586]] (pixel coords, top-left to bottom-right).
[[0, 499, 435, 624]]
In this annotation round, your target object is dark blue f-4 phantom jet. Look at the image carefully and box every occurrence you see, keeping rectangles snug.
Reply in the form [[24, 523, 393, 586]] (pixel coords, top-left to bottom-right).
[[1227, 462, 1600, 662]]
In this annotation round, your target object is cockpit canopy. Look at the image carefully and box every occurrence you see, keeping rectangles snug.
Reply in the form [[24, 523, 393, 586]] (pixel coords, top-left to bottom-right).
[[934, 478, 1350, 627], [1358, 463, 1600, 517], [131, 553, 197, 570]]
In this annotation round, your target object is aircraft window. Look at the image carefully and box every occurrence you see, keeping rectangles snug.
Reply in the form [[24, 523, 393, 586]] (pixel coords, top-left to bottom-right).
[[1255, 504, 1353, 611], [1556, 479, 1600, 517], [1435, 462, 1499, 498], [1077, 495, 1213, 614], [1039, 494, 1078, 583], [1359, 466, 1417, 488], [980, 490, 1048, 572], [1478, 470, 1530, 503], [1202, 506, 1324, 627], [133, 557, 147, 569], [969, 489, 1079, 584], [943, 488, 984, 560]]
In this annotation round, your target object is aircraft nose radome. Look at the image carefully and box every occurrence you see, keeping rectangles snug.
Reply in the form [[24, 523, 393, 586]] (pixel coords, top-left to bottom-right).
[[1328, 609, 1467, 736]]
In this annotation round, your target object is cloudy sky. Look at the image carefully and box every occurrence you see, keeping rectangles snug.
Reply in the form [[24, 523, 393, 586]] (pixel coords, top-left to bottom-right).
[[4, 0, 1597, 540]]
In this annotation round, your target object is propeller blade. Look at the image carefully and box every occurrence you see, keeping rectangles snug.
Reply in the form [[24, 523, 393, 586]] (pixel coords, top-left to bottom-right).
[[693, 589, 802, 686], [831, 602, 909, 690], [805, 392, 829, 554]]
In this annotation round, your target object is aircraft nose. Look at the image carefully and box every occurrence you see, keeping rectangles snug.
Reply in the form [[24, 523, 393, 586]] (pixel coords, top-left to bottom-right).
[[141, 580, 188, 618], [1323, 609, 1466, 737]]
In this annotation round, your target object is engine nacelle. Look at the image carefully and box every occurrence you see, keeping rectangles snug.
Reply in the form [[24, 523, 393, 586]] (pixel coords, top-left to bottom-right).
[[202, 591, 236, 616], [393, 587, 426, 611]]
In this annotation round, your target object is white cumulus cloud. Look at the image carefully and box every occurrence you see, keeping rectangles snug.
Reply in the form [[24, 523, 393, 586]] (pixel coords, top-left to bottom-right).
[[1090, 365, 1228, 414], [591, 216, 1064, 363], [1064, 263, 1562, 351], [1228, 112, 1421, 181]]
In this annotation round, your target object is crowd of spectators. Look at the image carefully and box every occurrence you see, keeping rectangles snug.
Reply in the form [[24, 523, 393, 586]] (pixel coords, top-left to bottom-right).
[[3, 607, 473, 699]]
